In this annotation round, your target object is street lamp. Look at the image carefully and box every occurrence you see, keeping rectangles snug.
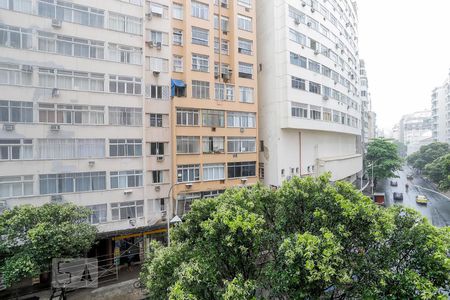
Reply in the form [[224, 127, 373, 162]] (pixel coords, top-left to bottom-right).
[[166, 175, 191, 247], [366, 158, 381, 196]]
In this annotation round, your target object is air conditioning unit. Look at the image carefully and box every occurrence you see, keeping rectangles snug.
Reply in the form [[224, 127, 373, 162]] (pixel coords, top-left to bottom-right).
[[221, 1, 227, 8], [51, 195, 63, 202], [294, 17, 301, 25], [214, 74, 220, 79], [233, 153, 238, 158], [145, 12, 152, 20], [153, 70, 160, 76], [307, 22, 312, 27], [314, 50, 319, 55], [311, 7, 315, 13], [341, 49, 345, 54], [240, 127, 245, 133], [22, 65, 33, 72], [301, 1, 306, 7], [334, 81, 338, 85], [222, 73, 230, 81], [50, 124, 60, 131], [156, 155, 164, 161], [3, 124, 15, 131], [146, 40, 154, 47], [51, 19, 62, 28], [52, 88, 60, 98], [156, 42, 162, 49], [220, 179, 225, 184], [245, 7, 250, 12], [211, 127, 216, 132], [124, 189, 133, 195], [222, 29, 228, 35], [323, 96, 329, 100], [154, 186, 161, 192], [335, 43, 339, 49]]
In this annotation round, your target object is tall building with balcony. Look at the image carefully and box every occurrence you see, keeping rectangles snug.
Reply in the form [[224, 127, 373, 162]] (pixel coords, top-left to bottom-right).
[[359, 59, 370, 145], [170, 0, 259, 215], [257, 0, 362, 185], [0, 0, 172, 257], [431, 77, 450, 143]]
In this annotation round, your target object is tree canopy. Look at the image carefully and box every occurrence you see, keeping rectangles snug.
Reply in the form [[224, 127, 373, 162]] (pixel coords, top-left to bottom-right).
[[141, 175, 450, 299], [424, 153, 450, 191], [366, 138, 403, 182], [0, 203, 97, 287], [407, 142, 450, 171]]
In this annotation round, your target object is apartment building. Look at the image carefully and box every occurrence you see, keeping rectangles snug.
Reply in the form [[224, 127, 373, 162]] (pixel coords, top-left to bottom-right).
[[0, 0, 170, 258], [432, 76, 450, 143], [398, 110, 432, 155], [257, 0, 363, 185], [170, 0, 259, 215], [359, 59, 370, 145]]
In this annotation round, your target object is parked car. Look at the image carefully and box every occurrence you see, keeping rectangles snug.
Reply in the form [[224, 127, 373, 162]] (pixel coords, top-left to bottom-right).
[[393, 192, 403, 200], [390, 180, 398, 187], [407, 174, 414, 180], [416, 195, 428, 204]]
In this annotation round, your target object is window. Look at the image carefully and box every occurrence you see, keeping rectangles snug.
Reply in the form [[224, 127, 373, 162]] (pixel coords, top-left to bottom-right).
[[290, 52, 307, 68], [145, 84, 169, 99], [177, 164, 200, 182], [227, 137, 256, 153], [177, 192, 201, 215], [148, 2, 168, 18], [173, 29, 183, 46], [172, 3, 183, 19], [108, 43, 141, 65], [227, 112, 256, 128], [109, 75, 141, 94], [192, 80, 210, 99], [108, 13, 142, 35], [310, 105, 321, 120], [111, 200, 144, 220], [192, 27, 209, 46], [38, 104, 105, 124], [110, 170, 143, 189], [86, 204, 107, 224], [323, 86, 331, 97], [0, 139, 32, 160], [149, 113, 163, 127], [149, 142, 165, 155], [192, 54, 209, 72], [0, 175, 33, 198], [228, 161, 256, 178], [2, 0, 32, 13], [238, 38, 252, 55], [39, 172, 106, 194], [309, 81, 321, 94], [237, 0, 251, 8], [308, 60, 321, 73], [176, 136, 200, 154], [238, 15, 252, 31], [323, 108, 332, 122], [147, 30, 169, 45], [221, 16, 229, 32], [177, 108, 199, 126], [152, 170, 163, 184], [173, 55, 183, 72], [221, 39, 229, 55], [238, 62, 253, 79], [203, 164, 225, 181], [202, 136, 224, 153], [202, 109, 224, 127], [322, 65, 331, 77], [291, 76, 306, 90], [109, 107, 142, 126], [0, 63, 33, 86], [239, 87, 254, 103], [289, 28, 306, 46], [0, 100, 33, 123], [291, 103, 308, 118], [215, 84, 234, 101], [37, 0, 104, 28], [38, 68, 104, 91], [147, 57, 169, 73], [0, 24, 32, 49], [191, 1, 208, 20], [109, 139, 142, 157], [288, 5, 305, 23], [37, 139, 105, 159], [333, 110, 340, 123]]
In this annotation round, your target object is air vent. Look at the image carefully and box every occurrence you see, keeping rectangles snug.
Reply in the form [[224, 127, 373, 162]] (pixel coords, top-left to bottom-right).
[[154, 186, 161, 192], [52, 88, 60, 98], [3, 124, 15, 131], [50, 124, 61, 131], [51, 19, 62, 28], [21, 65, 33, 72], [51, 195, 63, 202], [157, 155, 164, 162], [153, 70, 160, 76]]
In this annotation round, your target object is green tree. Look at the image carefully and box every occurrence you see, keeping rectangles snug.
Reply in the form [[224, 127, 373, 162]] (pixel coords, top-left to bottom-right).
[[141, 175, 450, 299], [424, 153, 450, 190], [366, 138, 403, 183], [0, 203, 97, 287], [407, 142, 450, 171]]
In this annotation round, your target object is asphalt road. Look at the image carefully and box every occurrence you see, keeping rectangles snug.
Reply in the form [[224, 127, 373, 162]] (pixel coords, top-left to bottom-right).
[[378, 165, 450, 227]]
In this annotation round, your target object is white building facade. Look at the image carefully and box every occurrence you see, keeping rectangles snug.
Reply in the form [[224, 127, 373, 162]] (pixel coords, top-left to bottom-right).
[[431, 81, 450, 143], [0, 0, 172, 251], [398, 110, 432, 155], [257, 0, 362, 185]]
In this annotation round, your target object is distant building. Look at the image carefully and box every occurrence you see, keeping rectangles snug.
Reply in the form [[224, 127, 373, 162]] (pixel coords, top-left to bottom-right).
[[432, 76, 450, 143], [399, 111, 432, 155], [392, 123, 400, 141]]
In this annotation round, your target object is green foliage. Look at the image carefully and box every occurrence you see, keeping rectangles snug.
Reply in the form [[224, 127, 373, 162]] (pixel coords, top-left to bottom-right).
[[141, 175, 450, 299], [366, 138, 404, 181], [424, 153, 450, 190], [0, 203, 97, 287], [407, 142, 450, 170]]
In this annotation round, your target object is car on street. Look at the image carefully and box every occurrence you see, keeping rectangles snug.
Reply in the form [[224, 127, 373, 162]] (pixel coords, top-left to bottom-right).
[[393, 192, 403, 200], [407, 174, 414, 180], [416, 195, 428, 204], [390, 180, 398, 187]]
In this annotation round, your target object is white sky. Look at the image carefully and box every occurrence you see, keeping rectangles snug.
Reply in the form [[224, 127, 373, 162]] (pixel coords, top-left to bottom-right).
[[357, 0, 450, 131]]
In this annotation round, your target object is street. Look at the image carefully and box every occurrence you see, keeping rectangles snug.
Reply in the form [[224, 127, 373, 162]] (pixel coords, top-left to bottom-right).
[[378, 165, 450, 227]]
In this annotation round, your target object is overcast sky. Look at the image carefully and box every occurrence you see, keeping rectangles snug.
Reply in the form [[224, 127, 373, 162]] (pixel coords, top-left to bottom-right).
[[357, 0, 450, 132]]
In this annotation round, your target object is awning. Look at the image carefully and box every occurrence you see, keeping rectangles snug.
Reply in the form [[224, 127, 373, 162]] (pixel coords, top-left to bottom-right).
[[171, 79, 186, 87]]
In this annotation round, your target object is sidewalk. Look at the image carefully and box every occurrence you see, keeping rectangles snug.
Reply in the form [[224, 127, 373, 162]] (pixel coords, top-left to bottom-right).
[[17, 266, 145, 300]]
